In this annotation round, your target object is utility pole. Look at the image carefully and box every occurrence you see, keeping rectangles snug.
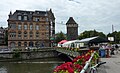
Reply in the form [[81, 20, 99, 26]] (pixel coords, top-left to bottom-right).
[[112, 24, 114, 33]]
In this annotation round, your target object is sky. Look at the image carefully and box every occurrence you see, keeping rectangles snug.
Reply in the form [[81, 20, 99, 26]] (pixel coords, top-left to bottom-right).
[[0, 0, 120, 34]]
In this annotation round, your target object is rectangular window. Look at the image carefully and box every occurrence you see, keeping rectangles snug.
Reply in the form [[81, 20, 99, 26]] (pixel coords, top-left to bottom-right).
[[24, 35, 27, 37], [46, 25, 49, 30], [24, 16, 27, 20], [30, 35, 32, 39], [30, 25, 33, 30], [18, 16, 22, 20], [10, 32, 16, 39], [24, 25, 27, 30], [18, 35, 21, 37], [36, 25, 39, 30], [46, 33, 49, 39], [36, 35, 39, 38], [46, 18, 48, 21], [35, 18, 40, 22], [18, 25, 21, 30]]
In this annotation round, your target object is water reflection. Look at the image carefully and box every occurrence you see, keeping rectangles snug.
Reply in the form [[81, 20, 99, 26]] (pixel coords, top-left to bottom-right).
[[0, 67, 7, 73], [0, 58, 64, 73]]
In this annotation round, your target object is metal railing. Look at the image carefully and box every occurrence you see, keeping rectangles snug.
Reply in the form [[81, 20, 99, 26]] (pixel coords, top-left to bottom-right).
[[80, 51, 96, 73]]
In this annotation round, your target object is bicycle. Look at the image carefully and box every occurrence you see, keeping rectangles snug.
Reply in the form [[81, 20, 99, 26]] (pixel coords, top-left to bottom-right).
[[90, 62, 106, 73]]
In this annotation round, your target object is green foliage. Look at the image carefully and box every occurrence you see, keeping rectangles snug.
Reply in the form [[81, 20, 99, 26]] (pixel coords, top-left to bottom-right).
[[13, 49, 22, 51], [55, 31, 66, 43], [13, 51, 21, 59], [107, 31, 120, 43], [13, 49, 22, 59], [32, 49, 38, 52], [78, 30, 106, 40]]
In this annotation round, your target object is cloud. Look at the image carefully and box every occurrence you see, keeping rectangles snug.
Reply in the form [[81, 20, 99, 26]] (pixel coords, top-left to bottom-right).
[[1, 0, 120, 34]]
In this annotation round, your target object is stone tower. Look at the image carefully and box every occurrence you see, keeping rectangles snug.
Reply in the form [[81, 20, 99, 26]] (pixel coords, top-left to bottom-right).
[[66, 17, 78, 40]]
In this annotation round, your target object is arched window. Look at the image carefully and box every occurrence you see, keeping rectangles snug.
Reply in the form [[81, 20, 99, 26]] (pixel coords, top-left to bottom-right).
[[36, 25, 39, 30], [24, 31, 27, 38], [29, 41, 34, 47], [18, 31, 22, 39], [36, 32, 39, 38], [18, 42, 21, 46], [35, 41, 39, 47], [24, 24, 27, 30], [29, 31, 33, 38], [10, 42, 15, 48], [24, 42, 27, 47], [30, 24, 33, 30]]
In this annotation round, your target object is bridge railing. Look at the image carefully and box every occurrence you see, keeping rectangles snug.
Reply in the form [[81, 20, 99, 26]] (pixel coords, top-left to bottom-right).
[[55, 47, 92, 57], [53, 49, 99, 73], [80, 51, 98, 73]]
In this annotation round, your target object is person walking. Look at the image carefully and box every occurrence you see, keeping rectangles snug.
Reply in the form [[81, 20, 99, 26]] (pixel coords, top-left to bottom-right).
[[115, 44, 119, 54]]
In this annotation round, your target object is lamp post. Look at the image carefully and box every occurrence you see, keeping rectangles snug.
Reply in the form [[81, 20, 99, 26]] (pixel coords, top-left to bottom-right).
[[50, 37, 54, 47]]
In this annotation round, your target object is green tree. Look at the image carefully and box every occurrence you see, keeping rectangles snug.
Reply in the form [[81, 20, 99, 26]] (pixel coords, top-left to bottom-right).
[[78, 30, 106, 40], [107, 31, 120, 43], [55, 31, 66, 43]]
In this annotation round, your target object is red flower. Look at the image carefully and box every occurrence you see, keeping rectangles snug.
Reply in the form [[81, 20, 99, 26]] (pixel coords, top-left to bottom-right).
[[72, 58, 77, 63], [68, 67, 74, 73], [53, 50, 97, 73], [76, 56, 82, 59]]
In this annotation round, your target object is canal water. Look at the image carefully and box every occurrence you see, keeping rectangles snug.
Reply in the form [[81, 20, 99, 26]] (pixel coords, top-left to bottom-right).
[[0, 58, 64, 73]]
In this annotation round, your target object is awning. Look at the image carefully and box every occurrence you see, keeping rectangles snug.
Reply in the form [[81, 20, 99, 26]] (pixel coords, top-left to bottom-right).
[[58, 40, 68, 44], [79, 36, 109, 44]]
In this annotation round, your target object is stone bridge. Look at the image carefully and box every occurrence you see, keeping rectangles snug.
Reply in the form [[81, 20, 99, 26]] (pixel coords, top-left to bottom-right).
[[0, 47, 98, 61]]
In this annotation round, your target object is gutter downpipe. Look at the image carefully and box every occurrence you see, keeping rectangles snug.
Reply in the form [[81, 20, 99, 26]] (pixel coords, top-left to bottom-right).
[[80, 51, 95, 73]]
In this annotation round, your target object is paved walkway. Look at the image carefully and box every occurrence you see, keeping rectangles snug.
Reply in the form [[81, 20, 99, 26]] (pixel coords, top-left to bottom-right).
[[98, 51, 120, 73]]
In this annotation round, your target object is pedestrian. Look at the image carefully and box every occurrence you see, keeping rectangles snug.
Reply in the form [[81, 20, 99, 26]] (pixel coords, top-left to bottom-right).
[[110, 47, 115, 55], [115, 44, 119, 54]]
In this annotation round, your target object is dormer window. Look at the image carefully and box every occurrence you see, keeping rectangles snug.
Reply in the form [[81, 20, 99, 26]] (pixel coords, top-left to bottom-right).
[[24, 16, 28, 20], [45, 13, 47, 16], [37, 12, 39, 14], [18, 16, 22, 20]]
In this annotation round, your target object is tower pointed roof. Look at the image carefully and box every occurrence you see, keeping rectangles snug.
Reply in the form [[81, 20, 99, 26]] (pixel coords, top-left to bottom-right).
[[66, 17, 77, 25]]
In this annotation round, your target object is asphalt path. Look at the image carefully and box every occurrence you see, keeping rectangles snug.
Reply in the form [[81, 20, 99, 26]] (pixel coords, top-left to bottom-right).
[[98, 51, 120, 73]]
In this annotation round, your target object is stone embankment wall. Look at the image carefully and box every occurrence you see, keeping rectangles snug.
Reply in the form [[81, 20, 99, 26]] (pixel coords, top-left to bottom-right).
[[0, 49, 58, 59]]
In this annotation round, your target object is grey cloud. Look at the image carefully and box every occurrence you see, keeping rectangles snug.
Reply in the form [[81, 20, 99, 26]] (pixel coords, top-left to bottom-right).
[[1, 0, 120, 34]]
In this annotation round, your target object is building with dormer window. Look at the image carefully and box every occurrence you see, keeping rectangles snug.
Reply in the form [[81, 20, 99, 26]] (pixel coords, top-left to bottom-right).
[[7, 9, 55, 48]]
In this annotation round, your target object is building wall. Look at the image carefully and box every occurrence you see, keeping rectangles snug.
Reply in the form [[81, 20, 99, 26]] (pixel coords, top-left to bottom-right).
[[66, 17, 78, 41], [67, 27, 78, 40], [8, 10, 55, 49], [0, 27, 7, 46]]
